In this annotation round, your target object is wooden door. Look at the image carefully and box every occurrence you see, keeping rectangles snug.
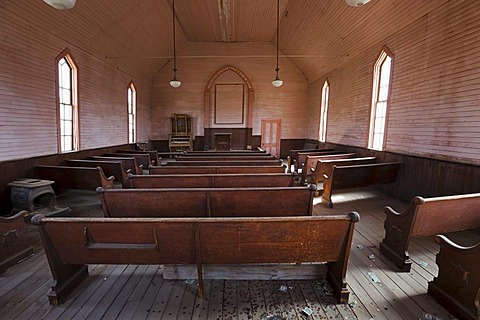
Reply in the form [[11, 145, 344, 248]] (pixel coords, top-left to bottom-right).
[[261, 119, 281, 157]]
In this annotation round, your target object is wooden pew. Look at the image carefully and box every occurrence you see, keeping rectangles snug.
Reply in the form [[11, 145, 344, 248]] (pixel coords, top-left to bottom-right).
[[310, 157, 377, 195], [165, 159, 282, 166], [115, 150, 160, 166], [321, 162, 401, 208], [103, 153, 153, 169], [0, 211, 34, 272], [380, 193, 480, 271], [301, 153, 358, 183], [149, 165, 286, 174], [89, 156, 143, 175], [295, 150, 346, 173], [175, 155, 278, 161], [128, 173, 297, 188], [64, 159, 131, 188], [97, 186, 315, 218], [31, 211, 360, 305], [428, 231, 480, 320], [287, 148, 333, 173], [183, 149, 267, 155], [34, 165, 115, 191]]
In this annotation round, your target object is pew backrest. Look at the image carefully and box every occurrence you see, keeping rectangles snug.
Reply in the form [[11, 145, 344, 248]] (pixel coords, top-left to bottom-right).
[[302, 153, 358, 182], [175, 155, 277, 161], [380, 193, 480, 271], [312, 157, 377, 185], [295, 150, 345, 173], [149, 165, 286, 174], [116, 150, 160, 166], [35, 165, 114, 191], [103, 153, 153, 169], [32, 211, 359, 305], [321, 162, 401, 208], [89, 156, 143, 175], [128, 173, 296, 188], [165, 159, 282, 166], [97, 186, 315, 218], [65, 159, 131, 188]]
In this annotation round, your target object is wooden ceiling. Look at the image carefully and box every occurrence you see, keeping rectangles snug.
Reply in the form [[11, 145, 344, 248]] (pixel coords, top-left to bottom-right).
[[29, 0, 447, 82]]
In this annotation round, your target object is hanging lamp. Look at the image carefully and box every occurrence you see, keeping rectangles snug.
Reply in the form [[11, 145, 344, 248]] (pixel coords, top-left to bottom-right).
[[169, 0, 181, 88], [272, 0, 283, 87], [43, 0, 76, 10]]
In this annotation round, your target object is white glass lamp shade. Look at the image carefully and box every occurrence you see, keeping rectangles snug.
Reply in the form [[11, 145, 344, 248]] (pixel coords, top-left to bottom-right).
[[44, 0, 77, 10], [272, 78, 283, 87], [170, 79, 182, 88], [345, 0, 371, 7]]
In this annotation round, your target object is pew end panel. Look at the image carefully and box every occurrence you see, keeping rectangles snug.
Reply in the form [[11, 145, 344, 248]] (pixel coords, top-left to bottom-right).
[[0, 211, 34, 273], [379, 196, 424, 272], [380, 193, 480, 272], [428, 232, 480, 320]]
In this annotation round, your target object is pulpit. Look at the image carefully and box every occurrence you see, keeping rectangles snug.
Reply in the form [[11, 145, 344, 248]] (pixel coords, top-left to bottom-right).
[[214, 133, 232, 151], [169, 114, 193, 151]]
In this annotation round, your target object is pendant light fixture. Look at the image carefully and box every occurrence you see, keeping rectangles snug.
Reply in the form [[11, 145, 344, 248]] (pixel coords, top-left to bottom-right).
[[169, 0, 181, 88], [43, 0, 76, 10], [345, 0, 371, 7], [272, 0, 283, 87]]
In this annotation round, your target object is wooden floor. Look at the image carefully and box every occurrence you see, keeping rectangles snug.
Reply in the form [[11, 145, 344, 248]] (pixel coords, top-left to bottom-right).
[[0, 188, 456, 320]]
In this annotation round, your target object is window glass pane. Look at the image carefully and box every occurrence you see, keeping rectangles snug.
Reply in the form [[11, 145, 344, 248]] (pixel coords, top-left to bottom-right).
[[61, 88, 71, 105], [65, 104, 72, 120], [64, 136, 72, 151], [64, 120, 72, 135]]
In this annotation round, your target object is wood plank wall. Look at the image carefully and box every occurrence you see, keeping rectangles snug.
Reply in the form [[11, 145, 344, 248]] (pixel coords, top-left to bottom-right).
[[150, 42, 309, 142], [0, 2, 151, 163], [307, 0, 480, 165]]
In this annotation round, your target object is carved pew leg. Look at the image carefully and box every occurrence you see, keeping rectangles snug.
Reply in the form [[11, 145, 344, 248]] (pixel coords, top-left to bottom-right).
[[326, 261, 349, 303], [379, 241, 412, 272]]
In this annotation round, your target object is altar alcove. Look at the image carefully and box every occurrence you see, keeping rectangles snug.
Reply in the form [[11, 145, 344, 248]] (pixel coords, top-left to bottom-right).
[[203, 66, 254, 150]]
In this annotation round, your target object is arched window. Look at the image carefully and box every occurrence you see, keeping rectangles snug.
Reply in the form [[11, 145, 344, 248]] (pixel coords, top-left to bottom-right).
[[368, 47, 394, 151], [319, 80, 330, 142], [127, 82, 137, 143], [56, 49, 78, 152]]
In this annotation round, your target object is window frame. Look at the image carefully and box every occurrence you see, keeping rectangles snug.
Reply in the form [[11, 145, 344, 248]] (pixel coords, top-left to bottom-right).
[[319, 79, 330, 143], [127, 81, 137, 144], [55, 48, 79, 153], [368, 46, 394, 151]]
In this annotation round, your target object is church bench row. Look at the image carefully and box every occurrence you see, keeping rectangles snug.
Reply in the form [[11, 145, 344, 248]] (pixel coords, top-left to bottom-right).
[[301, 152, 358, 183], [97, 186, 315, 218], [89, 156, 143, 175], [174, 155, 278, 162], [64, 159, 131, 188], [428, 231, 480, 320], [294, 150, 346, 173], [0, 211, 33, 273], [164, 159, 282, 167], [380, 192, 480, 272], [127, 173, 297, 189], [286, 147, 330, 172], [34, 165, 115, 192], [149, 165, 286, 174], [310, 156, 377, 195], [321, 162, 402, 208], [115, 149, 160, 166], [31, 212, 360, 305], [103, 153, 153, 169]]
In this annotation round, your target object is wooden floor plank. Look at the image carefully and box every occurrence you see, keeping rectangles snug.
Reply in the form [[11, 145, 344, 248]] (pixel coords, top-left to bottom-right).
[[206, 280, 224, 320], [161, 279, 187, 319], [144, 279, 176, 320], [190, 279, 212, 319], [176, 278, 199, 320], [130, 267, 165, 320], [116, 265, 159, 319], [84, 264, 139, 320]]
